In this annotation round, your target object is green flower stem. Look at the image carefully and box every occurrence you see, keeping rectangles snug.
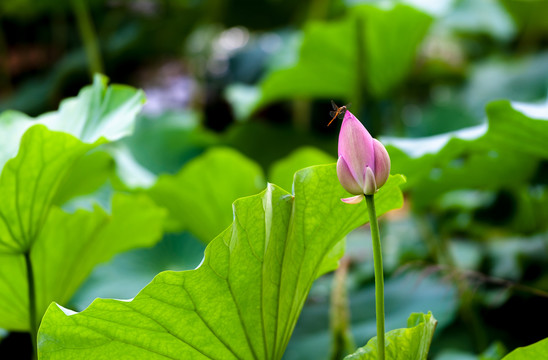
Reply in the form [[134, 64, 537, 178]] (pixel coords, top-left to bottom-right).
[[71, 0, 104, 77], [365, 194, 385, 360], [330, 257, 355, 360], [354, 17, 382, 137], [354, 16, 365, 114], [292, 99, 311, 132], [0, 21, 13, 93], [308, 0, 330, 21], [24, 250, 37, 358]]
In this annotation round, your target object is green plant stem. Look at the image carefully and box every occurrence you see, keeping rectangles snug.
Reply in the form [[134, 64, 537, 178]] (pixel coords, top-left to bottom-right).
[[292, 99, 311, 132], [71, 0, 104, 77], [329, 256, 355, 360], [365, 194, 385, 360], [354, 16, 383, 137], [24, 250, 37, 358], [307, 0, 330, 21], [354, 16, 366, 114], [0, 19, 13, 93]]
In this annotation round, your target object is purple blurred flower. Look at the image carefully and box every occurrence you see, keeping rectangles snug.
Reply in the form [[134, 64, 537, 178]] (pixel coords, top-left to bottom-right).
[[336, 110, 390, 204]]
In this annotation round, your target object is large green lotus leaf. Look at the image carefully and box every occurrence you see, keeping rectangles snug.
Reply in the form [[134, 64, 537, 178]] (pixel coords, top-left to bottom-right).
[[0, 74, 145, 169], [384, 100, 548, 207], [0, 125, 101, 253], [503, 337, 548, 360], [147, 147, 266, 241], [38, 166, 405, 360], [344, 312, 437, 360], [0, 193, 165, 331], [257, 3, 432, 107], [269, 147, 336, 192]]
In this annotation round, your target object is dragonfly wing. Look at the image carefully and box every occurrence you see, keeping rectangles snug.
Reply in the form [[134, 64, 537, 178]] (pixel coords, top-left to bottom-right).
[[329, 111, 337, 118], [331, 100, 338, 110]]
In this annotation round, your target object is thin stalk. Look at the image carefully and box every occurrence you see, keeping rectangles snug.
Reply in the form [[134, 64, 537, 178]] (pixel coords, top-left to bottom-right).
[[0, 20, 13, 93], [354, 16, 366, 114], [51, 10, 68, 53], [292, 99, 311, 132], [365, 195, 385, 360], [71, 0, 104, 77], [354, 16, 383, 137], [329, 257, 355, 360], [24, 251, 37, 358], [307, 0, 330, 21]]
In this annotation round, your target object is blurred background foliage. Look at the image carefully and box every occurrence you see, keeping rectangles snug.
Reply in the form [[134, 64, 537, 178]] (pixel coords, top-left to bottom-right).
[[1, 0, 548, 359]]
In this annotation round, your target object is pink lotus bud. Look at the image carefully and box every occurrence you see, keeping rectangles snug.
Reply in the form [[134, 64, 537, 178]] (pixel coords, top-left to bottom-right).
[[336, 110, 390, 203]]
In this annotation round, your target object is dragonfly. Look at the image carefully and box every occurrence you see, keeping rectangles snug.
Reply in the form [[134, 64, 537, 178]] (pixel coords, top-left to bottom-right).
[[328, 100, 351, 126]]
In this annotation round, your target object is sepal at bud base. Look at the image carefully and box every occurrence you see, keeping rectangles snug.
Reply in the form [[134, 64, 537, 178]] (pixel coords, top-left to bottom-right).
[[341, 194, 365, 204]]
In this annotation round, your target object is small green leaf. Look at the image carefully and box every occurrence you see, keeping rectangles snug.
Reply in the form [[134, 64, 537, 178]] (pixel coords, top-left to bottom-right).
[[147, 147, 266, 241], [345, 312, 437, 360], [502, 337, 548, 360], [0, 193, 165, 331], [38, 166, 405, 360]]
